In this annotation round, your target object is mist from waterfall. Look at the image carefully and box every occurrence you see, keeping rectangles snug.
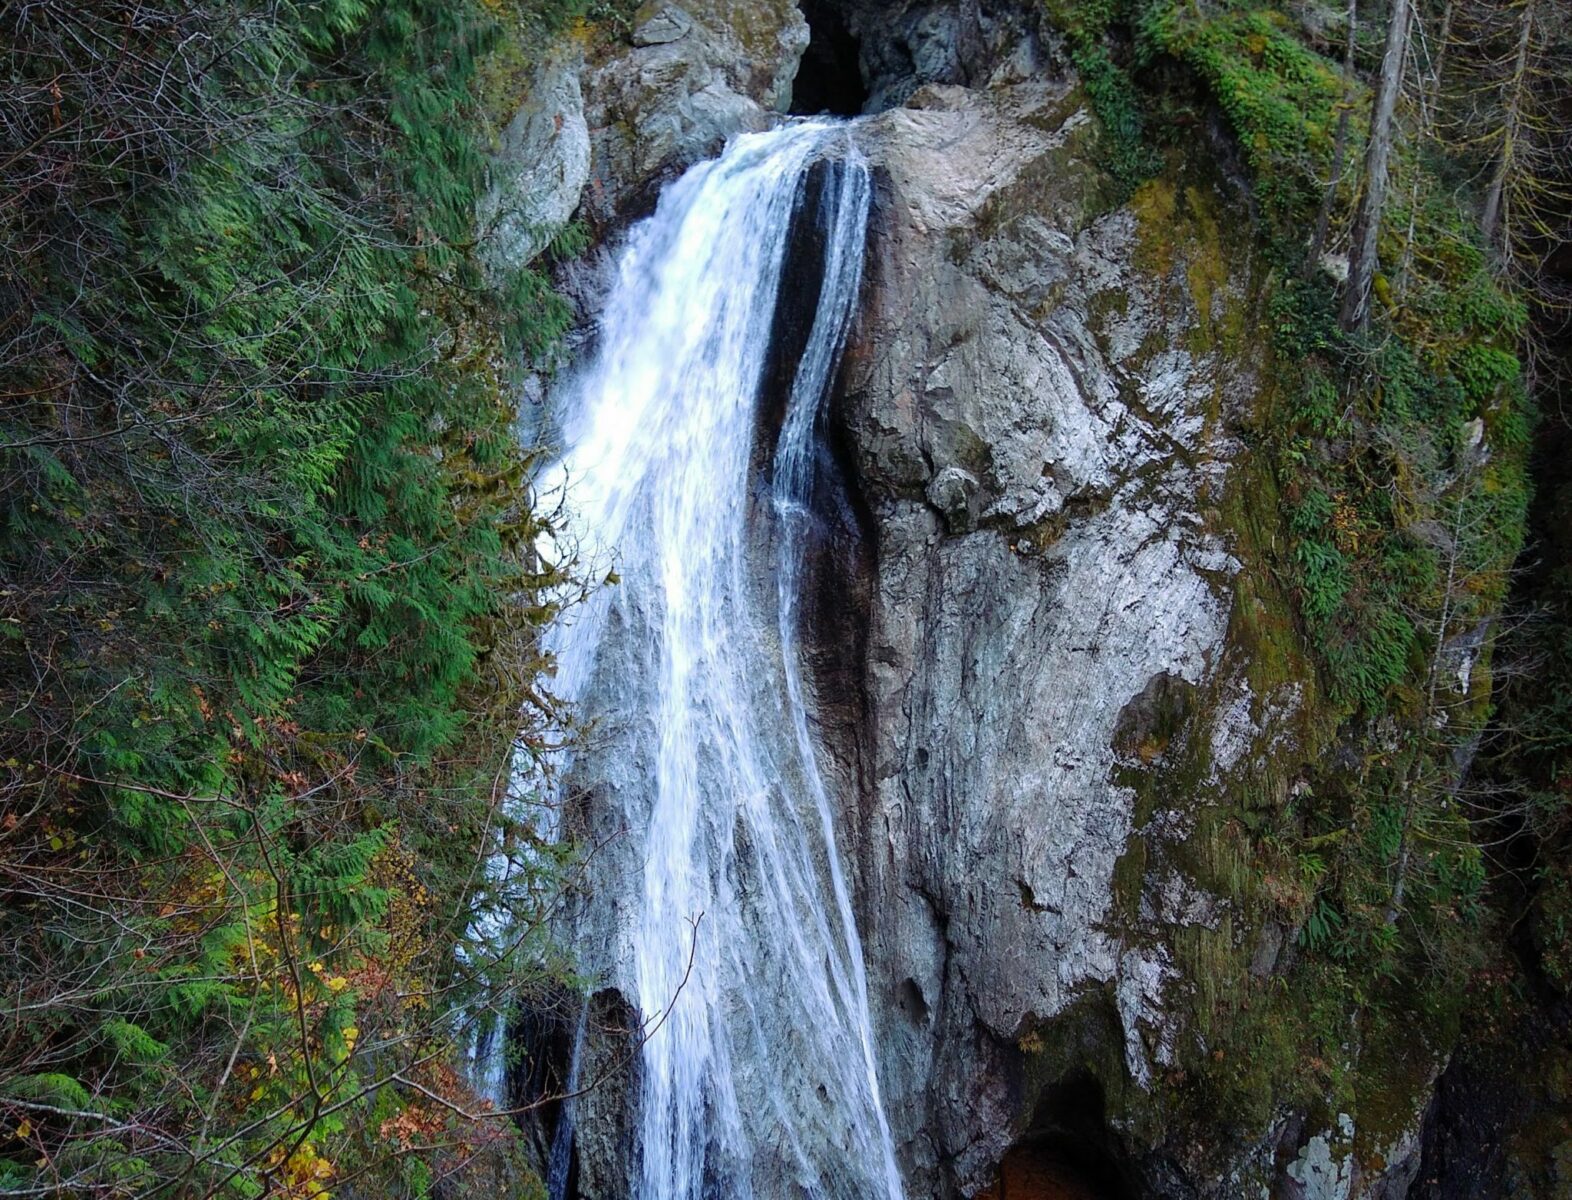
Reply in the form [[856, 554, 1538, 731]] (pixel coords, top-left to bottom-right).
[[536, 120, 901, 1199]]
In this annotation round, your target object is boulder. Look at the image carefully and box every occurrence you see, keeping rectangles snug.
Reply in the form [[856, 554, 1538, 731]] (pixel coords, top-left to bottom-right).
[[481, 53, 591, 271]]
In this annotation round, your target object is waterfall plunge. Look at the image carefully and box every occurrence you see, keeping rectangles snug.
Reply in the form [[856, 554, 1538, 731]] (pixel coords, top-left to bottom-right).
[[537, 121, 901, 1199]]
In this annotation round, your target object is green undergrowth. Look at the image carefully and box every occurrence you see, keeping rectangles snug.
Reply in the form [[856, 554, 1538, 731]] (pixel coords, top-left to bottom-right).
[[1138, 2, 1345, 223], [1041, 0, 1538, 1159], [0, 0, 597, 1194]]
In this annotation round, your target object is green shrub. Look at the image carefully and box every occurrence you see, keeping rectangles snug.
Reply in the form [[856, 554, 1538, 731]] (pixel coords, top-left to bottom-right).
[[0, 0, 580, 1192]]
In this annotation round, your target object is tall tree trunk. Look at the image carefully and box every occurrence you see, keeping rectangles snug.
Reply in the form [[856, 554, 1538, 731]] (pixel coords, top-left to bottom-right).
[[1397, 0, 1453, 288], [1309, 0, 1360, 268], [1341, 0, 1414, 332], [1432, 0, 1454, 88], [1481, 0, 1535, 255]]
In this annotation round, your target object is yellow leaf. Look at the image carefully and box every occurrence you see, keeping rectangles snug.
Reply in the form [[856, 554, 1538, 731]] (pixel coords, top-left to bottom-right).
[[325, 975, 348, 993], [14, 1120, 31, 1139]]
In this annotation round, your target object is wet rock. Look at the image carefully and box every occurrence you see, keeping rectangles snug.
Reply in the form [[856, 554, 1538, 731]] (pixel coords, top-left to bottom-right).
[[1249, 921, 1286, 979], [566, 989, 644, 1200]]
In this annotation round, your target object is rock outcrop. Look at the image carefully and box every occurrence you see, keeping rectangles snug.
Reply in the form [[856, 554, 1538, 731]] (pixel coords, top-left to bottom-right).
[[483, 0, 808, 273], [482, 52, 592, 272], [837, 78, 1254, 1193], [580, 0, 811, 224]]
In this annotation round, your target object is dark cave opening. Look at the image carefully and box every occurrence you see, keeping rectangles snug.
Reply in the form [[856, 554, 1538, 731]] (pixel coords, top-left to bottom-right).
[[790, 0, 867, 115], [984, 1072, 1141, 1200]]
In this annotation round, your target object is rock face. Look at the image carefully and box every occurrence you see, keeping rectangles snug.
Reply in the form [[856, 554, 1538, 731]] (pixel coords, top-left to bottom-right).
[[836, 79, 1446, 1195], [482, 0, 808, 268], [802, 0, 1044, 112], [491, 3, 1447, 1197], [579, 0, 808, 224], [482, 53, 591, 271], [838, 81, 1263, 1195]]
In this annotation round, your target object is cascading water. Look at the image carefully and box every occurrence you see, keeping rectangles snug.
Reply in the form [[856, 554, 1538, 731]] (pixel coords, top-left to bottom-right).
[[536, 120, 901, 1199]]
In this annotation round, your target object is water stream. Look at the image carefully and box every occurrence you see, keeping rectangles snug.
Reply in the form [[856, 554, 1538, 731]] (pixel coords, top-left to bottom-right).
[[536, 119, 901, 1199]]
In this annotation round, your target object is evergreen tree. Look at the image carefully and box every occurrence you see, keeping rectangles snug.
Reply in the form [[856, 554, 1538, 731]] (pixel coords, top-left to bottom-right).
[[0, 0, 583, 1192]]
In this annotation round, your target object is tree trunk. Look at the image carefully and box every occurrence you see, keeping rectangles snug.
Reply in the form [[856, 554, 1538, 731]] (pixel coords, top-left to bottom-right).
[[1432, 0, 1454, 88], [1341, 0, 1413, 332], [1481, 0, 1535, 255], [1384, 497, 1461, 927], [1309, 0, 1359, 268], [1397, 0, 1453, 288]]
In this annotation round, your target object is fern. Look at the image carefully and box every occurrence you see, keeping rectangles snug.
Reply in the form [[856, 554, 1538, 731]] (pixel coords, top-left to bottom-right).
[[2, 1074, 95, 1112], [102, 1019, 170, 1065]]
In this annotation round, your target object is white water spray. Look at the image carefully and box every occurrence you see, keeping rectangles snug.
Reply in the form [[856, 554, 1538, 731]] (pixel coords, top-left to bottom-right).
[[538, 120, 902, 1200]]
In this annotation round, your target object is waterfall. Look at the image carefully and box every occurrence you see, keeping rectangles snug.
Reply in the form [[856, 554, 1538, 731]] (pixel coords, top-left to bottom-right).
[[537, 120, 901, 1199], [545, 1001, 587, 1199]]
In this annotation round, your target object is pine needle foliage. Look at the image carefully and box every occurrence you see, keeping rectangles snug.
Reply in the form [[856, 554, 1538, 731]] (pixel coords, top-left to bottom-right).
[[0, 0, 585, 1193]]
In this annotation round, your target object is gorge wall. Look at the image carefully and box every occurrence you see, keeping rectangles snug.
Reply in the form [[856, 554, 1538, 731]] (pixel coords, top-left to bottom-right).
[[485, 1, 1549, 1196]]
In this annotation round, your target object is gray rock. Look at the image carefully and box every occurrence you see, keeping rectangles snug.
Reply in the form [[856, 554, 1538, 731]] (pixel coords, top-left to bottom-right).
[[803, 0, 1045, 114], [579, 0, 809, 224], [480, 54, 591, 272], [925, 465, 980, 532], [842, 81, 1248, 1193], [1284, 1114, 1357, 1200], [631, 1, 694, 45], [483, 0, 810, 245]]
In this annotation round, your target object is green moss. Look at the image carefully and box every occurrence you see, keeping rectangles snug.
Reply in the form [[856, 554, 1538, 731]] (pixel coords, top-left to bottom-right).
[[1124, 167, 1252, 374], [1129, 176, 1179, 277], [1136, 3, 1343, 225], [1218, 444, 1327, 720], [1181, 186, 1229, 355], [1111, 836, 1149, 927], [1075, 43, 1164, 195], [1351, 1002, 1449, 1156]]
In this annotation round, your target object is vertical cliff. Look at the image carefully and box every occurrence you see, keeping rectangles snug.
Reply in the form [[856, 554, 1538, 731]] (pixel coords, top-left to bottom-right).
[[486, 1, 1549, 1196]]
